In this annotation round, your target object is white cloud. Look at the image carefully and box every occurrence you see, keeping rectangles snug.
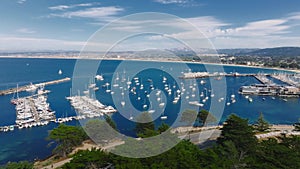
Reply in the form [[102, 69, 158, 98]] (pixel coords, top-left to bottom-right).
[[140, 15, 299, 49], [49, 3, 100, 11], [287, 12, 300, 20], [50, 6, 123, 20], [229, 19, 290, 36], [154, 0, 202, 7], [154, 0, 189, 4], [0, 36, 100, 51], [17, 0, 26, 4], [16, 28, 36, 34]]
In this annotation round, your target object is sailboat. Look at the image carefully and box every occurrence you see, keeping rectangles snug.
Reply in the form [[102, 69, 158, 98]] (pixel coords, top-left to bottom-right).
[[121, 101, 126, 107], [161, 110, 168, 120], [159, 102, 165, 108], [58, 69, 63, 75], [95, 74, 104, 81], [248, 97, 253, 102], [105, 83, 111, 93], [11, 84, 19, 105]]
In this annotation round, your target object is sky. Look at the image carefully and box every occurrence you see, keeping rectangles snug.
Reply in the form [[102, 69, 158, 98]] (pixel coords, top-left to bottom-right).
[[0, 0, 300, 51]]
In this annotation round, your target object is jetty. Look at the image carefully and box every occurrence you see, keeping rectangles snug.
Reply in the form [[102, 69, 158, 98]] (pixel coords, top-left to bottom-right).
[[0, 77, 71, 96]]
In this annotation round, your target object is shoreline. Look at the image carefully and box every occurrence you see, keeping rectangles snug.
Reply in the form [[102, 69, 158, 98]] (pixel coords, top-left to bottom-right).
[[0, 55, 299, 74]]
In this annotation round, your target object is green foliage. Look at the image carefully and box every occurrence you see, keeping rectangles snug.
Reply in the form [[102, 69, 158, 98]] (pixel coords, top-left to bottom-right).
[[293, 118, 300, 131], [198, 109, 217, 126], [157, 123, 170, 133], [1, 161, 33, 169], [105, 115, 117, 130], [135, 112, 155, 137], [252, 137, 300, 169], [254, 112, 270, 132], [51, 114, 300, 169], [137, 128, 159, 138], [85, 119, 120, 145], [64, 140, 201, 169], [180, 110, 197, 126], [62, 148, 112, 169], [217, 114, 257, 153], [48, 124, 87, 157]]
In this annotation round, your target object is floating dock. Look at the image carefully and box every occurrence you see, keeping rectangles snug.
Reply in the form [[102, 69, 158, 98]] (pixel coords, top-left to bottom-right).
[[270, 74, 299, 87], [0, 77, 71, 96], [253, 74, 274, 85]]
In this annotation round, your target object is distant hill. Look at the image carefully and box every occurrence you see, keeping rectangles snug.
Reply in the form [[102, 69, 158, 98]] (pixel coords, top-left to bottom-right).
[[217, 48, 259, 55], [241, 47, 300, 57]]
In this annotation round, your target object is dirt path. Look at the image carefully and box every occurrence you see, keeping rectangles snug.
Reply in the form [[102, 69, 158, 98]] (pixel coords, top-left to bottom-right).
[[38, 140, 124, 169]]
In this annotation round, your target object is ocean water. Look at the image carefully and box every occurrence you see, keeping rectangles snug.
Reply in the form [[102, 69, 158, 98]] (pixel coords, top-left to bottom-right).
[[0, 58, 299, 164]]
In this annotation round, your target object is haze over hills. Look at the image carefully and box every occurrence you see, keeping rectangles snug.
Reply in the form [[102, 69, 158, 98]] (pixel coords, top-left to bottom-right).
[[0, 47, 300, 58], [217, 47, 300, 57]]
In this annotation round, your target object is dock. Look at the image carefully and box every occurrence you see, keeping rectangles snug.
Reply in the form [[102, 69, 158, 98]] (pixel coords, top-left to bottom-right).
[[270, 74, 299, 87], [253, 74, 274, 85], [179, 72, 257, 79], [180, 72, 261, 79], [0, 77, 71, 96]]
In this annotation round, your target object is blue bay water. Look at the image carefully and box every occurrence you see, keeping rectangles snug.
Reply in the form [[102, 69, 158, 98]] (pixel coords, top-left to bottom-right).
[[0, 58, 299, 164]]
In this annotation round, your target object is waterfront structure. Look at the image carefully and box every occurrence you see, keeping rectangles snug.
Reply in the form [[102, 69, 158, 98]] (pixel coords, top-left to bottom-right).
[[239, 84, 300, 97]]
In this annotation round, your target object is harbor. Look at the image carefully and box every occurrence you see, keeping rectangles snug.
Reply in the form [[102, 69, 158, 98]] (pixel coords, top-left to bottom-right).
[[0, 92, 117, 132], [0, 77, 117, 133], [239, 73, 300, 97]]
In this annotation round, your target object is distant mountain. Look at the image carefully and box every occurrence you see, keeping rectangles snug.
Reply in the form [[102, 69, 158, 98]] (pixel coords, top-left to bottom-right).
[[217, 48, 259, 55], [241, 47, 300, 57]]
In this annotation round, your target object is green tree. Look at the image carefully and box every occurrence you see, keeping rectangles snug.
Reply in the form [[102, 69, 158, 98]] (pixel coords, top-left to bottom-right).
[[85, 119, 120, 145], [253, 137, 300, 169], [1, 161, 33, 169], [135, 112, 155, 137], [62, 148, 112, 169], [180, 110, 197, 126], [157, 123, 170, 133], [198, 109, 217, 126], [105, 115, 117, 130], [254, 112, 270, 132], [217, 114, 257, 153], [48, 124, 87, 157]]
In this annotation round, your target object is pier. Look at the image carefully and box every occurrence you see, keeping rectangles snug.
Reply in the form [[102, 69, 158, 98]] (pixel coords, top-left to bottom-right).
[[253, 74, 273, 85], [0, 77, 71, 96], [270, 74, 299, 87]]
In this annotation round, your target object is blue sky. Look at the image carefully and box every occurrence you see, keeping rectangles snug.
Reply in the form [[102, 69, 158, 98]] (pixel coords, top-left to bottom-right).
[[0, 0, 300, 50]]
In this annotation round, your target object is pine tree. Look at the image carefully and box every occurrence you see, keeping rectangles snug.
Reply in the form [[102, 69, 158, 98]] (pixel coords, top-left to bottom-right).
[[217, 114, 257, 153], [254, 112, 270, 132]]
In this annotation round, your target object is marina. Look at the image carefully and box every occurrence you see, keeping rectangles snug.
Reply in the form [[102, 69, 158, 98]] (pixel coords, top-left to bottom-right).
[[271, 73, 300, 87], [181, 71, 300, 97], [253, 74, 274, 85], [0, 93, 117, 133], [66, 95, 117, 119]]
